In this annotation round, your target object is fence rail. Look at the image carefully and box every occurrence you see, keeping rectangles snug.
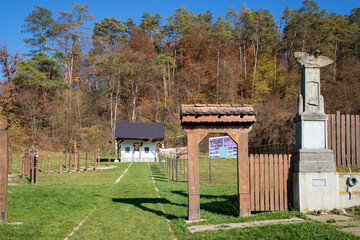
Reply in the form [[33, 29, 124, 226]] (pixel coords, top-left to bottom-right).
[[327, 112, 360, 168]]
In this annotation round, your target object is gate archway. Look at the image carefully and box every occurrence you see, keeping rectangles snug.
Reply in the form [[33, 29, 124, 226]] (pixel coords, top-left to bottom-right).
[[181, 104, 256, 220]]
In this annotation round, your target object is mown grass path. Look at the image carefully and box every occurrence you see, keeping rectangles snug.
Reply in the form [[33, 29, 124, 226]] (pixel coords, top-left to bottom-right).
[[71, 163, 173, 239]]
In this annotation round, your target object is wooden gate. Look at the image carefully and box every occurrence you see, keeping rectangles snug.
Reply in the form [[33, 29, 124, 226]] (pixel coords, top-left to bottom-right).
[[249, 154, 292, 211]]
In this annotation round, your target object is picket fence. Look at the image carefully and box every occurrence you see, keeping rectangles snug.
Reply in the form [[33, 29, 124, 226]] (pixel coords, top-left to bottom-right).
[[249, 154, 292, 211], [327, 112, 360, 168]]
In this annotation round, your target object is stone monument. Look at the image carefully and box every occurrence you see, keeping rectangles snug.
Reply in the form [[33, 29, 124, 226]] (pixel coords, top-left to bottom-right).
[[292, 51, 338, 211]]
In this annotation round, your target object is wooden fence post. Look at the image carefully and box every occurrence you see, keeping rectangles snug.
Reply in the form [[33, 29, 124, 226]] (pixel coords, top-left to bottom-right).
[[21, 151, 25, 179], [41, 153, 44, 172], [98, 149, 100, 167], [341, 114, 346, 167], [85, 149, 88, 171], [94, 150, 97, 171], [77, 151, 80, 172], [336, 111, 341, 167], [60, 151, 62, 174], [28, 149, 31, 176], [69, 151, 72, 173], [47, 152, 50, 174], [25, 149, 29, 176], [30, 149, 34, 184], [351, 115, 356, 168], [269, 154, 274, 211], [108, 149, 111, 166], [64, 151, 67, 172], [0, 119, 9, 222], [34, 151, 38, 184], [74, 150, 77, 172], [346, 114, 351, 166]]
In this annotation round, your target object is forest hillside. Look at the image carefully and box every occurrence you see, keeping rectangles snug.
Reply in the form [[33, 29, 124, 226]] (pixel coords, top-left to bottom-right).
[[0, 1, 359, 150]]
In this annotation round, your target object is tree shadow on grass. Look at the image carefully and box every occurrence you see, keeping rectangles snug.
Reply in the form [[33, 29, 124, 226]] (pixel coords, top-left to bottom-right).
[[112, 197, 187, 220], [150, 176, 168, 182], [171, 190, 239, 217]]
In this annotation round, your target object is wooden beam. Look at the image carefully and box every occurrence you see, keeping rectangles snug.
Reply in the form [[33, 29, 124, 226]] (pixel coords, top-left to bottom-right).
[[0, 119, 8, 222]]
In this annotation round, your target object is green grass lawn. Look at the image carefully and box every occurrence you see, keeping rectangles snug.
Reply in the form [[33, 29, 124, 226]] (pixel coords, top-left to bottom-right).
[[1, 162, 130, 240], [151, 163, 358, 239], [1, 161, 359, 239]]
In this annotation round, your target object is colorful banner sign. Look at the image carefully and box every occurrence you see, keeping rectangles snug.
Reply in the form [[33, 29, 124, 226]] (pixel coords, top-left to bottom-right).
[[209, 136, 237, 159]]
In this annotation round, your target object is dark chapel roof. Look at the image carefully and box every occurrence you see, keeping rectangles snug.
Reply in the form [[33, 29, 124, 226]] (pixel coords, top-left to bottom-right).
[[114, 122, 165, 140]]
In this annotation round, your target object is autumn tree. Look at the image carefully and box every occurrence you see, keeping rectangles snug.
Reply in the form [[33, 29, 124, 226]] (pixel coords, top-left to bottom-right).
[[58, 3, 95, 86]]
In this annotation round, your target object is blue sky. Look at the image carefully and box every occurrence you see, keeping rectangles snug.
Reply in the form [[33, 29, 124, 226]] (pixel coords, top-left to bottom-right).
[[0, 0, 358, 54]]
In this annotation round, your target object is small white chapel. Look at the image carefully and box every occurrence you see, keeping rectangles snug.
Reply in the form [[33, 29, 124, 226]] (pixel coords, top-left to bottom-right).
[[114, 122, 165, 162]]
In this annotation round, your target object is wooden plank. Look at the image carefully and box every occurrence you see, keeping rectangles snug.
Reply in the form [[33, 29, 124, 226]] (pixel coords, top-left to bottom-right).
[[351, 115, 356, 168], [250, 154, 255, 210], [346, 114, 351, 167], [274, 154, 279, 211], [60, 152, 62, 174], [288, 154, 293, 209], [327, 114, 331, 150], [254, 155, 260, 211], [279, 154, 284, 210], [341, 114, 346, 167], [284, 154, 289, 210], [356, 115, 360, 168], [336, 112, 341, 167], [264, 154, 269, 211], [269, 154, 274, 211], [47, 152, 50, 174], [260, 154, 265, 211], [331, 114, 336, 165]]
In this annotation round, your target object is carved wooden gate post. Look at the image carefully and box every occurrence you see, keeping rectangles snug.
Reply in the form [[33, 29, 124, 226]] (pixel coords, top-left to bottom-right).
[[0, 119, 9, 222], [231, 130, 252, 216], [184, 130, 207, 220], [181, 104, 256, 220]]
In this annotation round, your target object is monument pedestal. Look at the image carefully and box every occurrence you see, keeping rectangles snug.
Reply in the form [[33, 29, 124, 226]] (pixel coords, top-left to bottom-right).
[[291, 149, 336, 173], [292, 148, 337, 211], [293, 172, 338, 211]]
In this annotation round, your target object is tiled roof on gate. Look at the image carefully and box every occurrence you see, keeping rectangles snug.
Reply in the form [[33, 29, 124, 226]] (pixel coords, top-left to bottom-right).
[[181, 104, 256, 115]]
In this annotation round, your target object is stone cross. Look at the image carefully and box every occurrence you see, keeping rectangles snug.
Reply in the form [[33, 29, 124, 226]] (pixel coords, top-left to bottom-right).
[[294, 52, 333, 114]]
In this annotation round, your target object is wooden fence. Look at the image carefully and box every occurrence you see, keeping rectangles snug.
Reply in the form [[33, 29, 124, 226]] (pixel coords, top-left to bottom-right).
[[327, 112, 360, 168], [249, 154, 292, 211]]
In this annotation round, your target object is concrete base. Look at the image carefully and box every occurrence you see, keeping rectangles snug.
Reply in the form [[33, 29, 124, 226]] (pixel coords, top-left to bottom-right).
[[291, 149, 336, 173], [114, 159, 120, 163], [293, 172, 338, 211]]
